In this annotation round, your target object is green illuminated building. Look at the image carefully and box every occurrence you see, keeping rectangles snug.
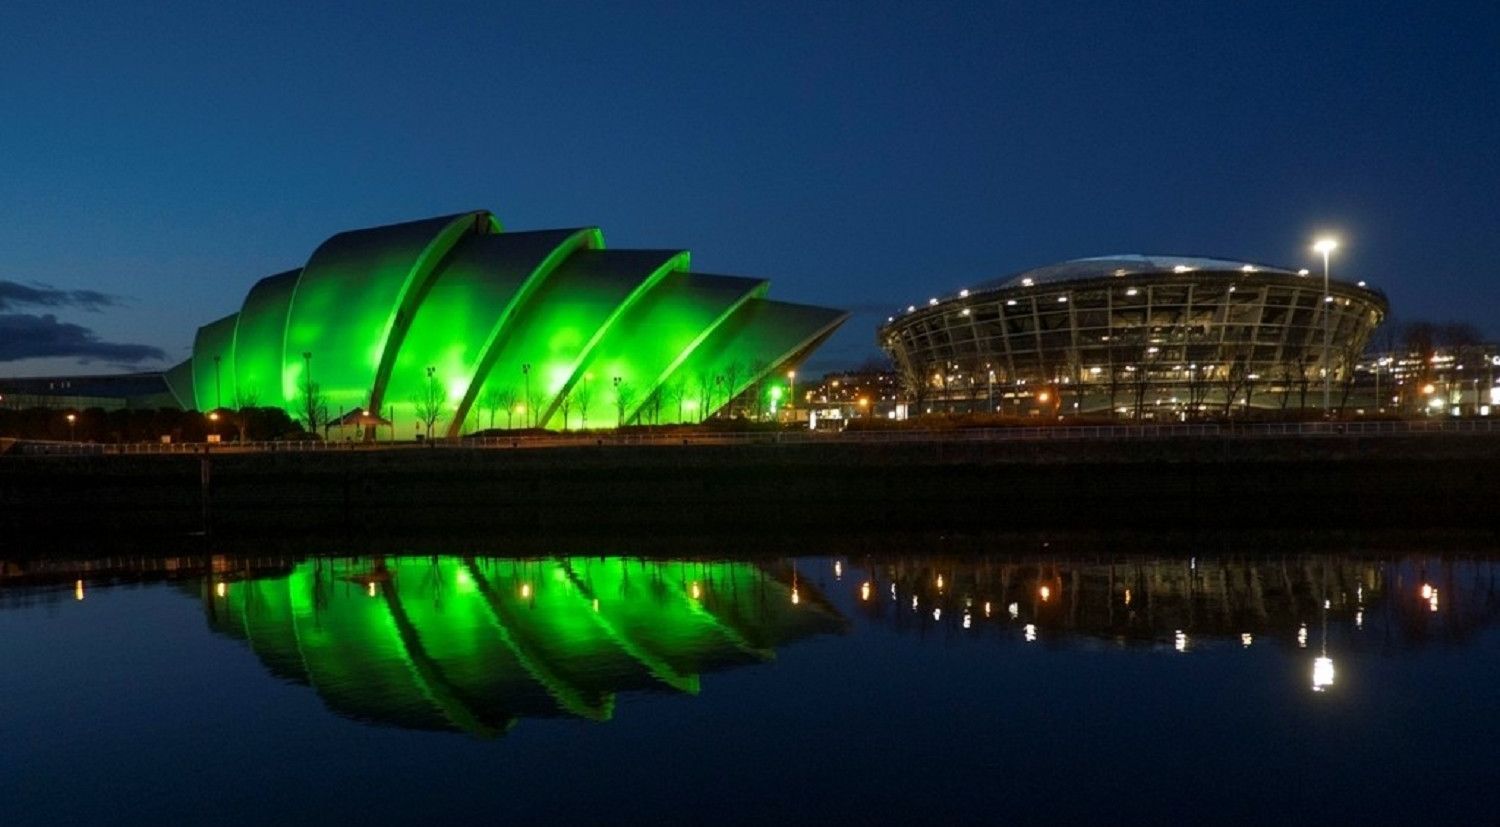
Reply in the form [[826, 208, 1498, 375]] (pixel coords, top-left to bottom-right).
[[164, 211, 847, 435], [203, 556, 844, 735]]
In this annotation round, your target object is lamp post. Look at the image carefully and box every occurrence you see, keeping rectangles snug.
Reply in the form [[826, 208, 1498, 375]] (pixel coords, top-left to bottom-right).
[[66, 412, 77, 442], [301, 351, 314, 431], [583, 371, 592, 428], [1374, 356, 1389, 414], [521, 363, 532, 428], [612, 375, 623, 428], [786, 369, 796, 425], [1313, 238, 1338, 417]]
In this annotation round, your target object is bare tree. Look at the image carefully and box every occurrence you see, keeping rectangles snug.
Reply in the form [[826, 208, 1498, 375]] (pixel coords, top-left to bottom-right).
[[695, 373, 714, 421], [1277, 363, 1295, 412], [1218, 344, 1253, 417], [526, 388, 546, 430], [232, 387, 260, 443], [721, 360, 744, 417], [298, 377, 327, 436], [664, 376, 688, 423], [748, 358, 769, 420], [613, 380, 635, 427], [574, 379, 593, 429], [411, 366, 445, 438], [479, 386, 507, 430], [558, 389, 572, 430], [496, 387, 519, 429]]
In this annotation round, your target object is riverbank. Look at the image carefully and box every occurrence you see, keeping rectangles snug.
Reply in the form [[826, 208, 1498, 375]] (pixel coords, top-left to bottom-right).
[[2, 434, 1497, 539]]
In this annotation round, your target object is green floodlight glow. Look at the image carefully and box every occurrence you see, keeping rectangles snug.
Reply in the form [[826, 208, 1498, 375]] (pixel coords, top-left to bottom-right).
[[205, 556, 846, 735], [168, 210, 849, 432]]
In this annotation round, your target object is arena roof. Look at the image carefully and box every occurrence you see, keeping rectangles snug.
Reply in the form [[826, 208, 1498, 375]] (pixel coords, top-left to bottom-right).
[[977, 255, 1301, 291]]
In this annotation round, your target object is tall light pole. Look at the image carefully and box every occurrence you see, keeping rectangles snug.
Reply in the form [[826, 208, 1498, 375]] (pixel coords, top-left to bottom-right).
[[302, 351, 315, 433], [786, 369, 796, 425], [583, 371, 592, 428], [521, 363, 532, 428], [612, 375, 623, 427], [1313, 238, 1339, 417]]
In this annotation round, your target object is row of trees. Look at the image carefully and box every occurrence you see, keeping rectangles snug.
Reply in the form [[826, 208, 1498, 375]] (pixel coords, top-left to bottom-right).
[[370, 359, 786, 436]]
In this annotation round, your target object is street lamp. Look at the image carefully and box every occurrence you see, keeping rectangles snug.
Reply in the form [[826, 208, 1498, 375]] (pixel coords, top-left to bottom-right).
[[1313, 237, 1338, 417], [786, 369, 796, 424], [522, 363, 534, 426], [302, 351, 314, 430], [612, 375, 623, 427], [66, 412, 77, 441], [583, 371, 592, 428]]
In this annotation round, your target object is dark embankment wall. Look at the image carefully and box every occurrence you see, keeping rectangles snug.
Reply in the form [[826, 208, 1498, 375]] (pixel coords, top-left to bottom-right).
[[2, 436, 1498, 540]]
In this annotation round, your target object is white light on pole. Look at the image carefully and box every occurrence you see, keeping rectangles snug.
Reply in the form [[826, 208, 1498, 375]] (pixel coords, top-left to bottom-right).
[[1313, 238, 1339, 416]]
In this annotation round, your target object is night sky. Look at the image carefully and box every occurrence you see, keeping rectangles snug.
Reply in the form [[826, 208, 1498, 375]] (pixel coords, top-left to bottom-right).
[[2, 1, 1497, 377]]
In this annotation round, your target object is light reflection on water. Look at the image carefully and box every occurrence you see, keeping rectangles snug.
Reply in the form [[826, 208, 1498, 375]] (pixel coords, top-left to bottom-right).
[[3, 549, 1500, 823]]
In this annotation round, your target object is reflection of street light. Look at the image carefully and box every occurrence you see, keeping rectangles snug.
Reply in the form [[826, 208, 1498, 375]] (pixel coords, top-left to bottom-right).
[[1312, 656, 1335, 692], [1313, 237, 1338, 417], [1312, 590, 1335, 692]]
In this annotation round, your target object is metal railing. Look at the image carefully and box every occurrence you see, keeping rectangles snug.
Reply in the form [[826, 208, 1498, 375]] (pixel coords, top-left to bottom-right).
[[6, 417, 1497, 456]]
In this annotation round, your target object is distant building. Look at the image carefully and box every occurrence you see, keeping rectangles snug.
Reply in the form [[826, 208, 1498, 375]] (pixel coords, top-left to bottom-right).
[[879, 255, 1388, 419], [0, 372, 174, 411], [1353, 344, 1500, 416], [803, 369, 905, 425]]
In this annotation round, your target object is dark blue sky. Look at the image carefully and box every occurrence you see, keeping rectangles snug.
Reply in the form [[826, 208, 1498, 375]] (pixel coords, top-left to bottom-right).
[[3, 1, 1497, 376]]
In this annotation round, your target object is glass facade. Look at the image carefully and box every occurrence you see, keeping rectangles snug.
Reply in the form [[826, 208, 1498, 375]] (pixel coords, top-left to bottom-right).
[[880, 257, 1388, 417]]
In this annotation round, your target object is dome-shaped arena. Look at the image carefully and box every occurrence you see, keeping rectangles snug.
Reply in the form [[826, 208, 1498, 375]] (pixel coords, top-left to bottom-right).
[[165, 211, 847, 435], [878, 255, 1388, 418]]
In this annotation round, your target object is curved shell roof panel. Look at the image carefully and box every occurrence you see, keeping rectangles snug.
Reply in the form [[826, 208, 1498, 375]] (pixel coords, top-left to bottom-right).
[[233, 270, 300, 408], [382, 229, 594, 430], [190, 313, 239, 412], [550, 271, 768, 428], [466, 248, 688, 427], [281, 211, 495, 413]]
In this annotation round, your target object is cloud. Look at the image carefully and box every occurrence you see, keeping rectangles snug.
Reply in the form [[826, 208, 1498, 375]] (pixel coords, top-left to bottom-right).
[[0, 280, 121, 312], [0, 313, 166, 365]]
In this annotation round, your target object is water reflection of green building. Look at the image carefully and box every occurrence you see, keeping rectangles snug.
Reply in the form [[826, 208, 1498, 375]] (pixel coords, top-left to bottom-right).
[[204, 557, 843, 736]]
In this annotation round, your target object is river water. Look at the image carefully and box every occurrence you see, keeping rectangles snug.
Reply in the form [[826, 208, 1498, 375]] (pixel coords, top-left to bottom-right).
[[3, 545, 1498, 824]]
